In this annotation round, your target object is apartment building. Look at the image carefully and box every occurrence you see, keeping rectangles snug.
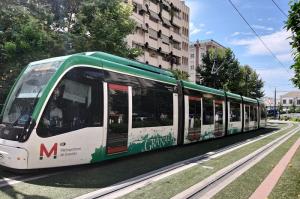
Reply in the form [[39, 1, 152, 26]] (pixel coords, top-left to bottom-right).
[[126, 0, 190, 73], [189, 39, 226, 83]]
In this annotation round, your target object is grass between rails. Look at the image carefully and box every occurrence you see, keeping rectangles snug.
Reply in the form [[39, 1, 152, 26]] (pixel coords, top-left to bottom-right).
[[213, 130, 300, 199], [120, 124, 295, 199], [269, 142, 300, 199], [0, 123, 288, 199]]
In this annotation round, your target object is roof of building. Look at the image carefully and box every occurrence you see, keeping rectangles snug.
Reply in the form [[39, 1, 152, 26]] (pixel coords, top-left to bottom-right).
[[189, 39, 227, 49], [281, 91, 300, 98]]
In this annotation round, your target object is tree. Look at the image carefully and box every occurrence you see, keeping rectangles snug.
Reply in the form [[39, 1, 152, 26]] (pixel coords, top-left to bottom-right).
[[0, 0, 142, 108], [197, 48, 241, 91], [171, 69, 189, 81], [0, 0, 65, 107], [239, 65, 264, 98], [197, 48, 264, 98], [286, 0, 300, 87]]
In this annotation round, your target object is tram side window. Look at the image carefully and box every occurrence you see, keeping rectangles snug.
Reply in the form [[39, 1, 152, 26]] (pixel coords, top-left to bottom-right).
[[132, 87, 173, 128], [203, 98, 214, 125], [37, 68, 103, 137], [250, 105, 255, 121], [253, 106, 257, 121], [188, 97, 201, 133], [261, 106, 266, 119], [230, 102, 241, 122]]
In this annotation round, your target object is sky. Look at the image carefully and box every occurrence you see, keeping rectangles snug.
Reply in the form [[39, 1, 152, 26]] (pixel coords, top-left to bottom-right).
[[185, 0, 295, 97]]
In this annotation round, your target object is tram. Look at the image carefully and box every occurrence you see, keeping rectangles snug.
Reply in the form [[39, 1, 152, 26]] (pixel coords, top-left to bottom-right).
[[0, 52, 267, 170]]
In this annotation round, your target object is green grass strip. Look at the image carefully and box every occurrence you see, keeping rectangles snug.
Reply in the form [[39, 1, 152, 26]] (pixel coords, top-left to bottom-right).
[[269, 142, 300, 199], [213, 130, 300, 199], [121, 124, 296, 199]]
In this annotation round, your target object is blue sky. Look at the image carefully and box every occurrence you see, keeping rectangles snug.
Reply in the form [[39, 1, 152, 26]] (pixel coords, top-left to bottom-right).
[[185, 0, 295, 97]]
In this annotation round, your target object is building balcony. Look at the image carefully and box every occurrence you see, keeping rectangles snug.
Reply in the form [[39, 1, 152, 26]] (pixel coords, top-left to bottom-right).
[[172, 16, 181, 27], [172, 47, 182, 57], [161, 10, 171, 20], [160, 43, 170, 54], [145, 16, 159, 30], [145, 36, 159, 50], [147, 1, 159, 13], [171, 33, 181, 43], [160, 24, 170, 36], [133, 33, 145, 45]]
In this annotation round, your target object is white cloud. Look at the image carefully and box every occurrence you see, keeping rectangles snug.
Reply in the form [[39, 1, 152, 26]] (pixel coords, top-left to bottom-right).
[[277, 53, 293, 62], [258, 18, 263, 22], [252, 25, 274, 31], [190, 22, 204, 35], [255, 67, 295, 97], [230, 29, 293, 62], [205, 31, 213, 35], [231, 31, 253, 37]]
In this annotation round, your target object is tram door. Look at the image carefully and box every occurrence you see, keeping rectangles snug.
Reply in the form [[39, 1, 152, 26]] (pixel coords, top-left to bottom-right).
[[244, 105, 250, 131], [214, 100, 224, 137], [106, 83, 129, 154]]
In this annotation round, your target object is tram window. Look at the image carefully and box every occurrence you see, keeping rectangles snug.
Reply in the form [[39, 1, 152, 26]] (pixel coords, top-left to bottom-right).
[[230, 102, 241, 122], [261, 106, 266, 119], [253, 106, 257, 121], [132, 87, 173, 128], [203, 98, 214, 125], [37, 68, 103, 137], [250, 105, 255, 121], [188, 96, 201, 133]]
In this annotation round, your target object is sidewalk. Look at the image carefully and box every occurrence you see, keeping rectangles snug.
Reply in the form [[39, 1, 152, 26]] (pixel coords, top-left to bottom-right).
[[250, 137, 300, 199]]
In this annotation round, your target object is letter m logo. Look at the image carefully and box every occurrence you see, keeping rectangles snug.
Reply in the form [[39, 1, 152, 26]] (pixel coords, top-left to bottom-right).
[[40, 143, 58, 160]]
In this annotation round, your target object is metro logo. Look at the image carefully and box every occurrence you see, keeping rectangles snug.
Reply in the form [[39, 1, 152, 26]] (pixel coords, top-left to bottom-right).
[[40, 143, 58, 160]]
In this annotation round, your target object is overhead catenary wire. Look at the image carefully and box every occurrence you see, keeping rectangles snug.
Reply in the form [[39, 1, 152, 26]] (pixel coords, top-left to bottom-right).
[[227, 0, 292, 75], [270, 0, 288, 18]]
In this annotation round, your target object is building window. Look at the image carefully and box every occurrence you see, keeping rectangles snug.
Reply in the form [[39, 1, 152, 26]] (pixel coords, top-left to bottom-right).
[[283, 99, 286, 104], [297, 100, 300, 105], [173, 41, 181, 50], [289, 99, 293, 104], [161, 34, 169, 44], [133, 3, 138, 13], [148, 28, 158, 40], [173, 26, 180, 34]]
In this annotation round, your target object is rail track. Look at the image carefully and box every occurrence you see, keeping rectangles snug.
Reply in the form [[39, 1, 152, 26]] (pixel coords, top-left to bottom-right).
[[172, 123, 300, 199]]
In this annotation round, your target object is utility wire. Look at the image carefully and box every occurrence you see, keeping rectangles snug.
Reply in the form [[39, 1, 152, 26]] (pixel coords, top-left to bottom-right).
[[228, 0, 291, 75], [271, 0, 288, 18]]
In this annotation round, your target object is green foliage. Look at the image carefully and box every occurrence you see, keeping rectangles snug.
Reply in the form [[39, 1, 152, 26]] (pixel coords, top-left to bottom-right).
[[286, 0, 300, 87], [197, 48, 264, 98], [171, 69, 189, 81], [239, 65, 264, 98], [0, 0, 142, 106]]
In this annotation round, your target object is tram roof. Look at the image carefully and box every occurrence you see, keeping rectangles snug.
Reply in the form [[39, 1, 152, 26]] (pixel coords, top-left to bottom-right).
[[182, 81, 226, 97], [242, 96, 258, 104], [226, 92, 242, 101]]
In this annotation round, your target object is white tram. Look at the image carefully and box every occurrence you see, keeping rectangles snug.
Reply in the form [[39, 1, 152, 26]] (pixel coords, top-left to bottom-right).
[[0, 52, 267, 170]]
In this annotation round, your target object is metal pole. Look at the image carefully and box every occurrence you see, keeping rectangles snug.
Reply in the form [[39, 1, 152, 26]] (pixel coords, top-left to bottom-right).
[[274, 88, 277, 118]]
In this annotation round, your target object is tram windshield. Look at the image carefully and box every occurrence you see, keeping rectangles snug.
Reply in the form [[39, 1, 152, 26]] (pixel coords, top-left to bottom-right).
[[0, 61, 61, 140]]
